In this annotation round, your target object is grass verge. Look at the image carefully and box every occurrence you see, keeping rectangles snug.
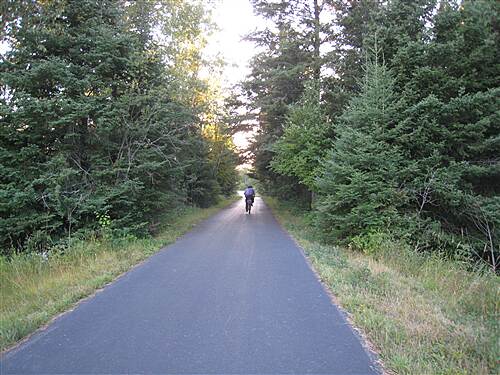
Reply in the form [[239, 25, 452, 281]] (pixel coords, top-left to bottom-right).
[[0, 197, 237, 352], [265, 197, 499, 375]]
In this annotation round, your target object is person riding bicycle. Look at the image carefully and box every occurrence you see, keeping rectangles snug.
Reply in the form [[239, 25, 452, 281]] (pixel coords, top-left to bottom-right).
[[244, 185, 255, 212]]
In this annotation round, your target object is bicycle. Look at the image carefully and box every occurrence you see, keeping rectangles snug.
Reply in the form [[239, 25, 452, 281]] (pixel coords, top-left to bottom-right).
[[245, 196, 254, 214]]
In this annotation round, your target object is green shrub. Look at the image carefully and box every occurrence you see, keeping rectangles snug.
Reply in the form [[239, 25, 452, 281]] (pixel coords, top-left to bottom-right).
[[348, 231, 391, 257]]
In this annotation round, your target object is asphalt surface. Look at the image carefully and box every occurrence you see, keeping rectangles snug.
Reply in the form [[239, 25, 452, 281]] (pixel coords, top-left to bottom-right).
[[1, 196, 380, 374]]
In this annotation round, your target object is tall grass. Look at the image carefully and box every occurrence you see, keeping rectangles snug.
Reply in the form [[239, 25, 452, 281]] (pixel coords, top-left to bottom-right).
[[265, 197, 499, 375], [0, 198, 237, 352]]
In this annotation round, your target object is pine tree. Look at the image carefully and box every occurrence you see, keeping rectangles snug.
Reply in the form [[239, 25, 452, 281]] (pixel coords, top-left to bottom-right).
[[316, 49, 406, 240], [271, 80, 332, 193], [1, 0, 136, 248], [243, 0, 333, 201], [0, 0, 232, 252], [391, 0, 500, 262], [322, 0, 383, 117]]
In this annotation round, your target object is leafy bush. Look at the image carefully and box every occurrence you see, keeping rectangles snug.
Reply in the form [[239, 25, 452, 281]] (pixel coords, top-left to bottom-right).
[[348, 231, 391, 258]]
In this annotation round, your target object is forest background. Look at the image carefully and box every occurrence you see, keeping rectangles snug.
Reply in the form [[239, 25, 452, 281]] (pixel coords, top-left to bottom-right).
[[1, 1, 498, 372], [2, 0, 498, 269], [239, 0, 499, 271], [1, 0, 240, 254]]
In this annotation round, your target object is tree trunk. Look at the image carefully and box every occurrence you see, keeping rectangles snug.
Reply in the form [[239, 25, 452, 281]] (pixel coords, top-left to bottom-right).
[[313, 0, 321, 83]]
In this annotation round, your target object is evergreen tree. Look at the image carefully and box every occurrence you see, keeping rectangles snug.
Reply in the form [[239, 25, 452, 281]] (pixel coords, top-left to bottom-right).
[[392, 0, 500, 262], [316, 49, 406, 240], [1, 0, 137, 248], [243, 0, 332, 201], [316, 0, 499, 264], [0, 0, 233, 253], [271, 80, 332, 193], [322, 0, 383, 117]]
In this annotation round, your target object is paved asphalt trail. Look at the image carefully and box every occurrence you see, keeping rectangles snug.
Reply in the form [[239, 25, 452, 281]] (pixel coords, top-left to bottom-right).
[[1, 196, 380, 374]]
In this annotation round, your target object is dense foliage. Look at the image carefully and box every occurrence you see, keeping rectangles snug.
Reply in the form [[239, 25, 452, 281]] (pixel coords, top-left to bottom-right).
[[0, 0, 238, 254], [239, 0, 330, 202], [242, 0, 499, 269]]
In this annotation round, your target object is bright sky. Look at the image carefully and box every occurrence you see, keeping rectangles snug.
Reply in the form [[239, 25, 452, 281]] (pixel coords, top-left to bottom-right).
[[204, 0, 262, 153], [205, 0, 262, 88]]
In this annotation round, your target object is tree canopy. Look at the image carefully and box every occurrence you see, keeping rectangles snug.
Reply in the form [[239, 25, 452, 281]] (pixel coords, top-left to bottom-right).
[[241, 0, 499, 269], [0, 0, 238, 253]]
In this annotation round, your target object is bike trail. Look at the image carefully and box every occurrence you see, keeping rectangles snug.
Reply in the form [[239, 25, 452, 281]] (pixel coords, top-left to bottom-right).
[[1, 196, 380, 374]]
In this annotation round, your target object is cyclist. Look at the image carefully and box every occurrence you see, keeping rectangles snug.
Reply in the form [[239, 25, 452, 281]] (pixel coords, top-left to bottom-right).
[[244, 185, 255, 213]]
